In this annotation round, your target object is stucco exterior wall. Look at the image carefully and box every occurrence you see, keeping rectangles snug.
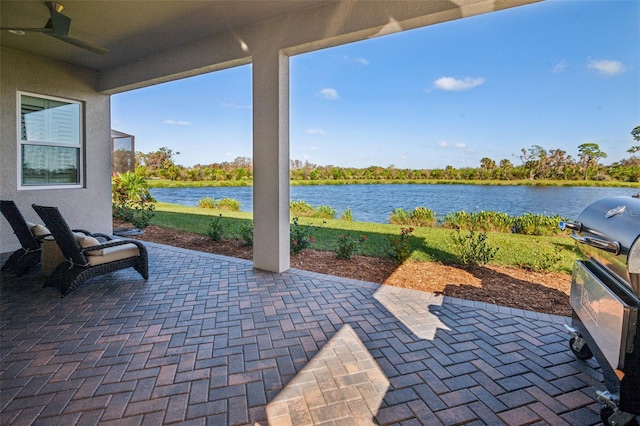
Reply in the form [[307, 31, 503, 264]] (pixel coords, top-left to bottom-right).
[[0, 47, 112, 252]]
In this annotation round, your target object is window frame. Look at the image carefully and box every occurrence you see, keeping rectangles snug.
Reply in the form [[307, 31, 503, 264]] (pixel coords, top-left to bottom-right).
[[17, 91, 84, 190]]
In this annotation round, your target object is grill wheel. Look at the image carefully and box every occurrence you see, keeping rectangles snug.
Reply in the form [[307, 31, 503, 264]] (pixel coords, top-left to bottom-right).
[[569, 337, 593, 360]]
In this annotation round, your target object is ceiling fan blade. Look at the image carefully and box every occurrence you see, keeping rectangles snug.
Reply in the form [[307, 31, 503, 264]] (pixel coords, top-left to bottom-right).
[[0, 27, 54, 33], [47, 33, 109, 55], [3, 1, 109, 55]]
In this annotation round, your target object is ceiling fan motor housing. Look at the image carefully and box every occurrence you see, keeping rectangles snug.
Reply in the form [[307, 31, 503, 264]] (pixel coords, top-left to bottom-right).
[[47, 10, 71, 36]]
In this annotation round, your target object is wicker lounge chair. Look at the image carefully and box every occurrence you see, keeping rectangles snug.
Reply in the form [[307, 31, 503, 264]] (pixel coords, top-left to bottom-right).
[[1, 200, 47, 275], [32, 204, 148, 297]]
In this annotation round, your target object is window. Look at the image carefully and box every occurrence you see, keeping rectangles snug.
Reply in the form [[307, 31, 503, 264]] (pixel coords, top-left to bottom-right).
[[18, 92, 83, 188]]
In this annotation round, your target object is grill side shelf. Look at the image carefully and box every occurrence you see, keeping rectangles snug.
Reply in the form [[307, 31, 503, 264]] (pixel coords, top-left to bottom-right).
[[571, 261, 638, 371]]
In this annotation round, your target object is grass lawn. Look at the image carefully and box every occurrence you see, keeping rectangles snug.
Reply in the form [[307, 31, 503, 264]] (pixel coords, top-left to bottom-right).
[[150, 202, 582, 274]]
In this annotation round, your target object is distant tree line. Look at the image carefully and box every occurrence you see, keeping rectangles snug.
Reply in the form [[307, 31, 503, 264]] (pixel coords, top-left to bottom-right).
[[133, 127, 640, 183], [135, 148, 253, 181]]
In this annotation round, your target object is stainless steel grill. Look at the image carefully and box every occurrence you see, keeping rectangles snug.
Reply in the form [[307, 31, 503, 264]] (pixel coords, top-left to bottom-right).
[[560, 195, 640, 426]]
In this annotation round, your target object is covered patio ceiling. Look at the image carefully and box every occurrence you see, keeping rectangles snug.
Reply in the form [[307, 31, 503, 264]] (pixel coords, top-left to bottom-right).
[[0, 0, 539, 93], [0, 1, 333, 71]]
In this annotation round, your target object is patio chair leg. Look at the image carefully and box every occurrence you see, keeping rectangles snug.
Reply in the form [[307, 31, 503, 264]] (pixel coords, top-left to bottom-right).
[[134, 259, 149, 280], [0, 250, 24, 271], [45, 264, 79, 296], [2, 249, 40, 276]]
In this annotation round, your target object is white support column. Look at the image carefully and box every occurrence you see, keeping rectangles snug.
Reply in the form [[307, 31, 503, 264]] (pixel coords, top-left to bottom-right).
[[252, 50, 290, 272]]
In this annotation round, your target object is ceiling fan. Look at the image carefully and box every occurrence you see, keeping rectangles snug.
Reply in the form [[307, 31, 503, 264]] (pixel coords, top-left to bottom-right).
[[1, 2, 109, 55]]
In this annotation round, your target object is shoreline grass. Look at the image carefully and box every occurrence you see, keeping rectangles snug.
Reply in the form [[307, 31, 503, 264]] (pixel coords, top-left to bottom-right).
[[149, 202, 581, 274]]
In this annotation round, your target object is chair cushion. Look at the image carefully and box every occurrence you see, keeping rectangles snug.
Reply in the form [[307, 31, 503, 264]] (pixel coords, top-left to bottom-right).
[[27, 222, 50, 237], [86, 243, 140, 266], [75, 234, 104, 256]]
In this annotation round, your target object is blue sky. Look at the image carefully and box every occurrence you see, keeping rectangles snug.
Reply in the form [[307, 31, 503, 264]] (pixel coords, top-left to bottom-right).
[[111, 0, 639, 170]]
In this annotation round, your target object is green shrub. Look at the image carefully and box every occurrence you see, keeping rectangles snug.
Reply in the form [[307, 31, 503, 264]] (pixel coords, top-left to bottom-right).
[[115, 204, 155, 230], [441, 211, 468, 229], [207, 214, 227, 241], [197, 197, 241, 211], [197, 197, 216, 209], [289, 201, 336, 219], [235, 223, 253, 246], [512, 213, 566, 236], [340, 208, 353, 221], [389, 208, 411, 225], [335, 233, 368, 260], [389, 207, 436, 227], [442, 211, 510, 232], [112, 171, 155, 229], [313, 205, 337, 219], [410, 207, 437, 227], [473, 211, 512, 232], [217, 198, 241, 211], [442, 210, 566, 235], [112, 171, 155, 205], [450, 230, 499, 265], [290, 201, 315, 217], [387, 227, 415, 264], [290, 217, 315, 254]]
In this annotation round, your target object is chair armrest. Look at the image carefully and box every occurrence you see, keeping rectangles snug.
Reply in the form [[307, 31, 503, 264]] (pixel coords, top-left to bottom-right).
[[72, 229, 113, 244], [80, 239, 145, 253], [71, 229, 113, 241], [90, 233, 113, 241], [72, 228, 92, 235]]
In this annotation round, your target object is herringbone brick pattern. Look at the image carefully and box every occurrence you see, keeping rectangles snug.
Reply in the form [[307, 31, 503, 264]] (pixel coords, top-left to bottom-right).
[[0, 243, 606, 425]]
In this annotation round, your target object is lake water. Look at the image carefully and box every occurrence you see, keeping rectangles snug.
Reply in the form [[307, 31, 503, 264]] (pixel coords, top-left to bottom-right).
[[150, 184, 639, 223]]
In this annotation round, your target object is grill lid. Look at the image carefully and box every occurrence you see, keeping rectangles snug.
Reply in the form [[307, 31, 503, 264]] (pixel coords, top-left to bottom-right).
[[561, 196, 640, 295]]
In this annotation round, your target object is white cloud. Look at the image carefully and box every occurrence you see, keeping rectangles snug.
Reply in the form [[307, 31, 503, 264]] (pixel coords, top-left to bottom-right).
[[318, 88, 339, 100], [552, 61, 569, 73], [306, 128, 327, 135], [433, 76, 485, 91], [587, 59, 626, 76], [343, 55, 369, 65], [437, 140, 466, 149], [221, 102, 251, 109], [163, 119, 191, 126]]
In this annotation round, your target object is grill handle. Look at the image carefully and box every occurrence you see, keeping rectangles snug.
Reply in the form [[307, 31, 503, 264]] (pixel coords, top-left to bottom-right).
[[570, 234, 621, 255], [559, 221, 582, 232]]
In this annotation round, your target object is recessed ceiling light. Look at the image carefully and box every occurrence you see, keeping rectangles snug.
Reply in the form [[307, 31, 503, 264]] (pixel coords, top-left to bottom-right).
[[8, 30, 26, 35]]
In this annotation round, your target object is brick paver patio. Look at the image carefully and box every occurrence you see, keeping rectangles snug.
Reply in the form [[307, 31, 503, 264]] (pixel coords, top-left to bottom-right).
[[1, 242, 606, 425]]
